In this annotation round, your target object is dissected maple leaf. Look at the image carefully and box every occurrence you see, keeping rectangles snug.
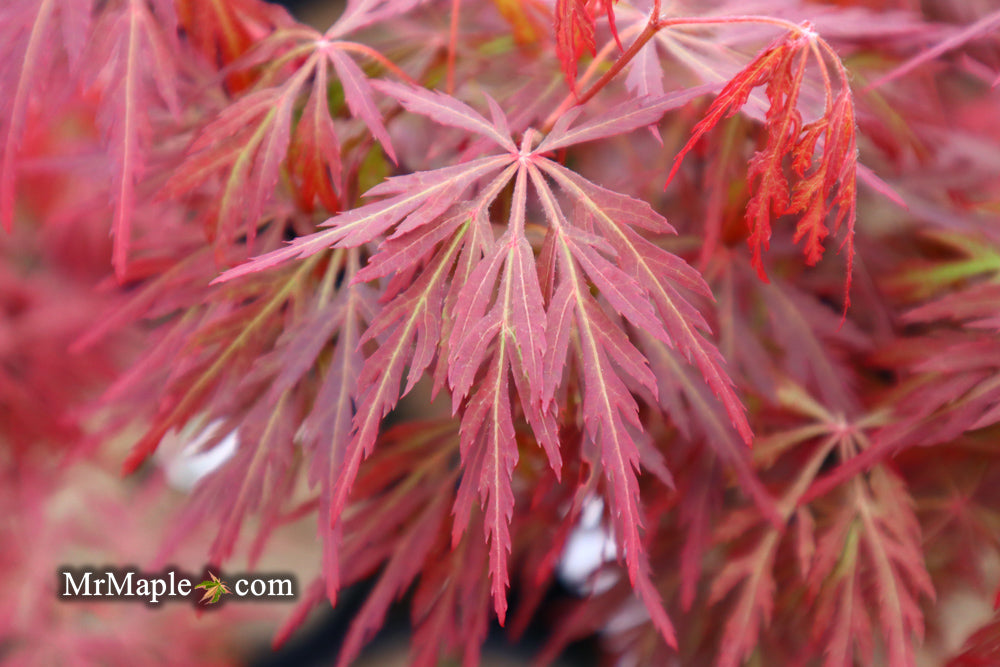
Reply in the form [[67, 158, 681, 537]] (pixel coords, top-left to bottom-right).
[[218, 86, 749, 638], [805, 231, 1000, 502], [807, 464, 935, 667], [2, 0, 293, 280], [112, 245, 386, 623], [447, 164, 559, 624], [162, 15, 405, 260], [664, 27, 859, 306], [748, 384, 935, 667], [882, 335, 1000, 449], [10, 0, 1000, 665], [109, 238, 318, 476]]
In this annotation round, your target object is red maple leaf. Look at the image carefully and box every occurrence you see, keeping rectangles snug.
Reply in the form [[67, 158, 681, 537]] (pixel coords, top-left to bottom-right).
[[665, 27, 858, 307]]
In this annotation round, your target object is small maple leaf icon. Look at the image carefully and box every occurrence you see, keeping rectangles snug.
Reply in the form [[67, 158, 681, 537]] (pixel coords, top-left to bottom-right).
[[194, 572, 232, 605]]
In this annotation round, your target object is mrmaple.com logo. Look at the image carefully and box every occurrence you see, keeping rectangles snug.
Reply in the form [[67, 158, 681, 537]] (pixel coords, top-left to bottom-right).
[[58, 567, 296, 606]]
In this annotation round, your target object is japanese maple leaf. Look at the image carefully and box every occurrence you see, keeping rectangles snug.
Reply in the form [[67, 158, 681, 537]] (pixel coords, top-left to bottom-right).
[[219, 85, 746, 637], [194, 572, 232, 605], [664, 27, 859, 306], [743, 383, 935, 667], [807, 465, 934, 667], [888, 238, 1000, 441], [299, 250, 379, 603], [707, 383, 875, 667], [109, 242, 323, 476], [271, 421, 466, 662], [162, 12, 405, 259]]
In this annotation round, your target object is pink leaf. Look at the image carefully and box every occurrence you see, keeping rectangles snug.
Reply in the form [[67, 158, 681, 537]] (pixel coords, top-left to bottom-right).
[[327, 48, 397, 164]]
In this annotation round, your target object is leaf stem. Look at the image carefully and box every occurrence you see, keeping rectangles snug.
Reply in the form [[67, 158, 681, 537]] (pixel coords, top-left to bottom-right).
[[446, 0, 462, 93], [541, 21, 659, 133]]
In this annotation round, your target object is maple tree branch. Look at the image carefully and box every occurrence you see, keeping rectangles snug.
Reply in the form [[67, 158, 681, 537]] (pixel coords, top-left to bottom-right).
[[575, 22, 659, 107], [581, 27, 639, 90]]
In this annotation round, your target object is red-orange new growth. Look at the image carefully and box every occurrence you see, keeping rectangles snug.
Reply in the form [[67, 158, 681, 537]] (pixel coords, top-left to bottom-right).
[[665, 27, 858, 306]]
